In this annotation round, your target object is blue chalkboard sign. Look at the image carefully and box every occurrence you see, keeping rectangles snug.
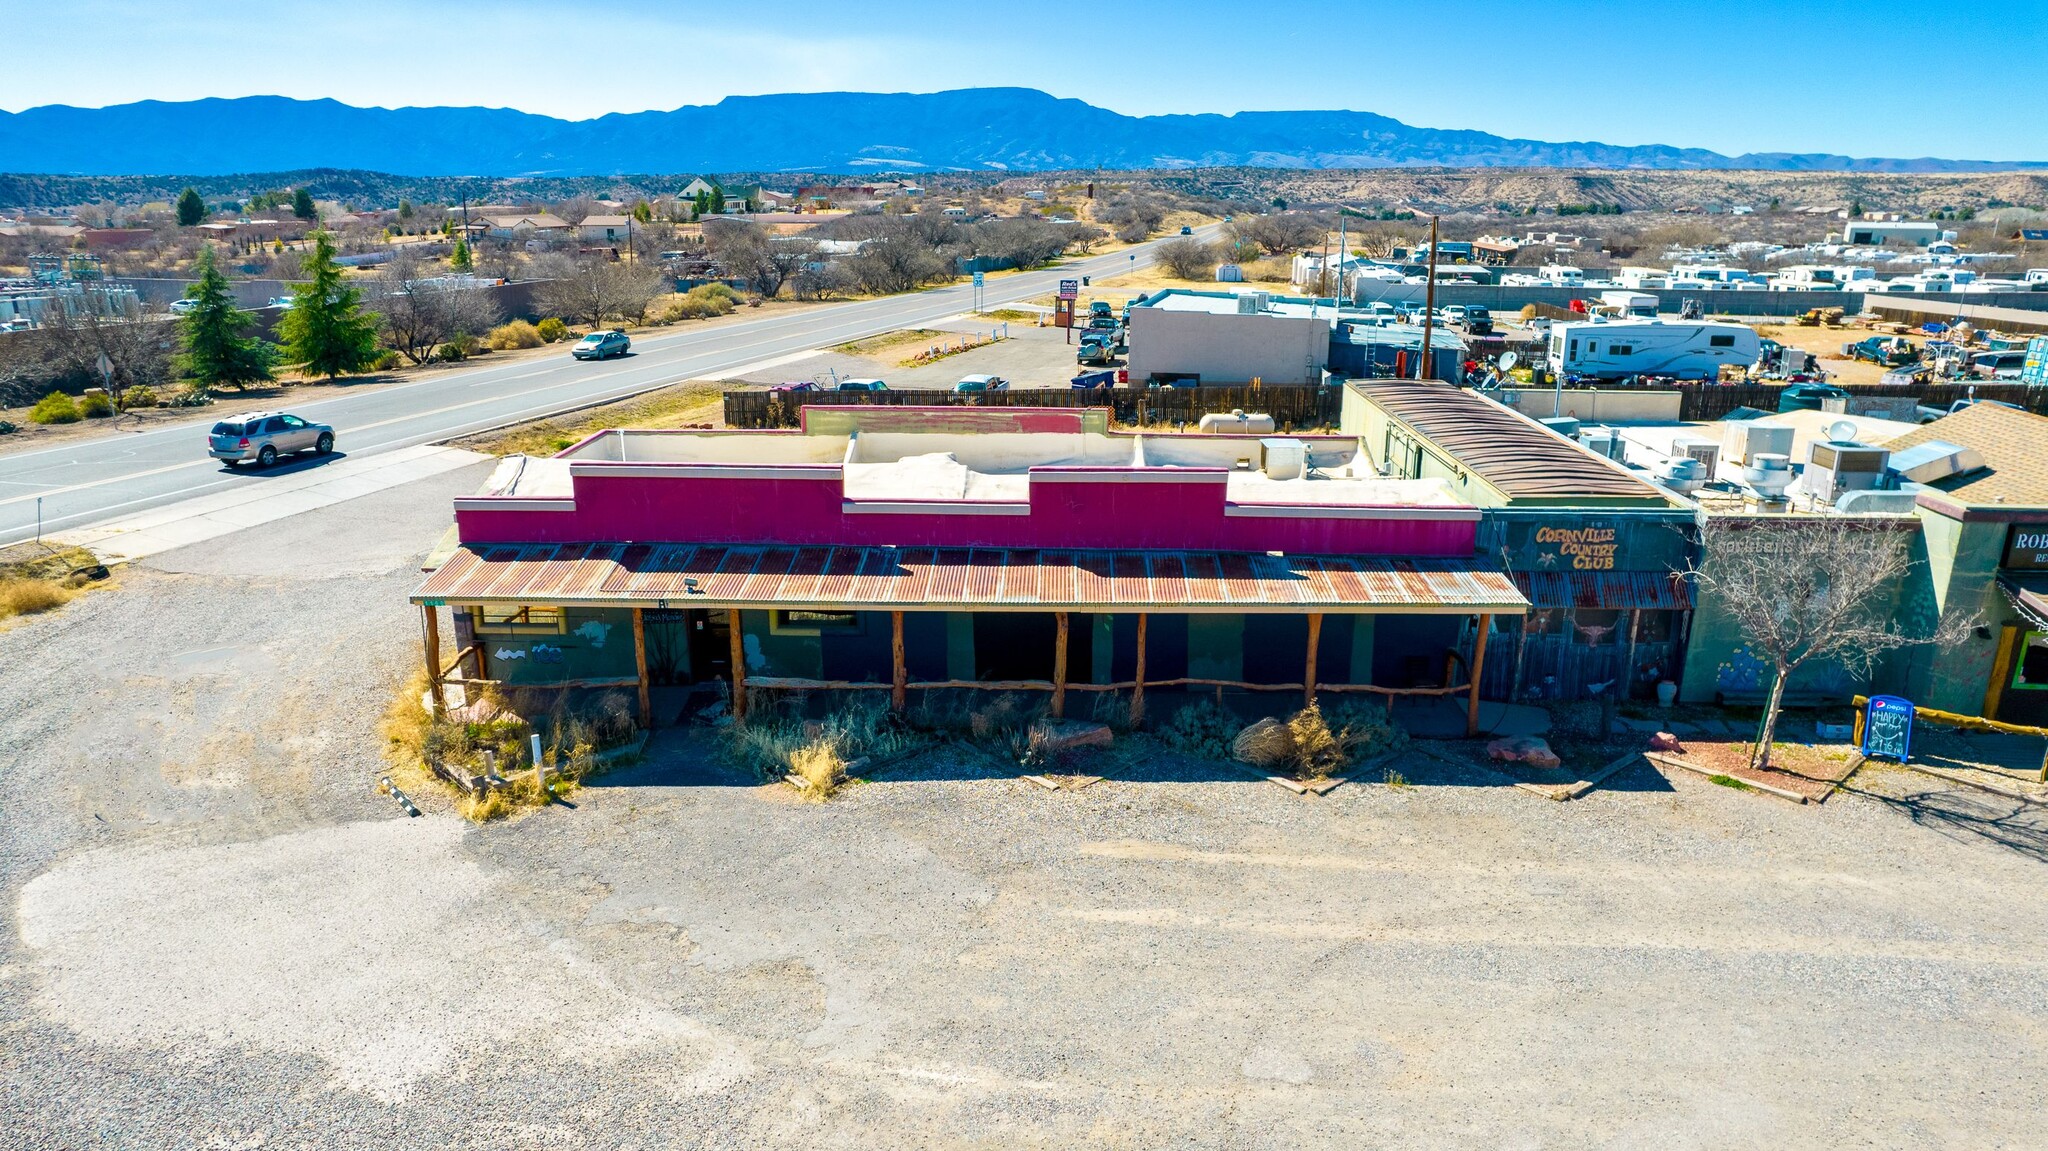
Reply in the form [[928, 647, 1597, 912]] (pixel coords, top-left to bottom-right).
[[1860, 695, 1915, 763]]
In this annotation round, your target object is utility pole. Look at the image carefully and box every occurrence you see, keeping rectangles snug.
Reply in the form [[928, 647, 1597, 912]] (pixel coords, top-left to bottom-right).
[[1417, 214, 1439, 381]]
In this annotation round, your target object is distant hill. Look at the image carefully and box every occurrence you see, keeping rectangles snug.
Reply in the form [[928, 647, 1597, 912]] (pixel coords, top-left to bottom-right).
[[2, 89, 2042, 177]]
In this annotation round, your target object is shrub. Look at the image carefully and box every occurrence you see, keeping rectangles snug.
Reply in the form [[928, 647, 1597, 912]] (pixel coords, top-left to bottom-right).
[[371, 350, 402, 371], [79, 392, 115, 418], [1160, 697, 1236, 760], [29, 392, 80, 425], [486, 320, 545, 350], [788, 738, 847, 800], [434, 341, 468, 362], [0, 578, 73, 619], [1321, 699, 1408, 763], [167, 386, 214, 408], [536, 317, 569, 343], [121, 386, 159, 410], [1285, 704, 1345, 779]]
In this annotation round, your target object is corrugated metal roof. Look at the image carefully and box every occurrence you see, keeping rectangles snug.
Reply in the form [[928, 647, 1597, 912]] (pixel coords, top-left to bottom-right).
[[1357, 381, 1668, 501], [414, 544, 1528, 614], [1515, 570, 1692, 610]]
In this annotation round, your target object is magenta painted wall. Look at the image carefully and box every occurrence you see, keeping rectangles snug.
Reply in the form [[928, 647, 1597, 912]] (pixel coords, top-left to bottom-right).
[[456, 468, 1478, 557]]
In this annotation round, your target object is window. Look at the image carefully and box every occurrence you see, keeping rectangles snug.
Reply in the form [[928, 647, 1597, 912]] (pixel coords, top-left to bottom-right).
[[471, 605, 566, 634], [282, 415, 306, 428], [2014, 632, 2048, 690], [1610, 344, 1633, 356], [1709, 335, 1736, 348]]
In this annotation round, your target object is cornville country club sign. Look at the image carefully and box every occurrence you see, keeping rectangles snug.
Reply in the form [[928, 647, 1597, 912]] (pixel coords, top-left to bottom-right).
[[1533, 525, 1618, 571], [1860, 695, 1915, 763]]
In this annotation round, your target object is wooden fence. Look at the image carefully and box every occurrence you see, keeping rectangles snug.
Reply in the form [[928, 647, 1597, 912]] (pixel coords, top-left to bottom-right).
[[723, 385, 1347, 430]]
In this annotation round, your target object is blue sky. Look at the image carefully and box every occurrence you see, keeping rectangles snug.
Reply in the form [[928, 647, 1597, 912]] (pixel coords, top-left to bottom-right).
[[6, 0, 2042, 161]]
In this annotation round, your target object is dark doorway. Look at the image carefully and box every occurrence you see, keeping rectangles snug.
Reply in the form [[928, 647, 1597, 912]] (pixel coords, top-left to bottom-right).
[[1373, 614, 1461, 688], [644, 609, 690, 685], [688, 609, 733, 685], [974, 612, 1090, 682]]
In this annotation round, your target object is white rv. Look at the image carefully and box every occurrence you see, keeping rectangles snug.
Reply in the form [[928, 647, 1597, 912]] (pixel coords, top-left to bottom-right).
[[1670, 264, 1764, 290], [1598, 290, 1659, 318], [1539, 264, 1586, 287], [1617, 266, 1670, 290], [1770, 265, 1860, 291], [1547, 320, 1760, 380]]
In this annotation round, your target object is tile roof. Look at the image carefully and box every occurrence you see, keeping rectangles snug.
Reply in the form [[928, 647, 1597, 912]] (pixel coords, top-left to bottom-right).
[[1355, 381, 1670, 502], [1885, 402, 2048, 508], [413, 544, 1529, 615]]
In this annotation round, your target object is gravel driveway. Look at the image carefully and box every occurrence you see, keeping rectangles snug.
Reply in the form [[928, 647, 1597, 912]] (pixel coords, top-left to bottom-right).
[[4, 466, 2047, 1149]]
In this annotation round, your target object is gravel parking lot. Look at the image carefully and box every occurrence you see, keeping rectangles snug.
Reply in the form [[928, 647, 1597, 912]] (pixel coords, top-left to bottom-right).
[[729, 316, 1111, 392], [5, 468, 2048, 1149]]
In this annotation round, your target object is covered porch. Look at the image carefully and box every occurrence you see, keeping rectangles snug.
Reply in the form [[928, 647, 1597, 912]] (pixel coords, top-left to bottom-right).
[[411, 543, 1530, 736]]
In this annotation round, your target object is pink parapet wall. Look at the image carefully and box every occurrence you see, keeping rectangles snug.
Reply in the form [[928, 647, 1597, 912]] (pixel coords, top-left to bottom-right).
[[455, 466, 1481, 558]]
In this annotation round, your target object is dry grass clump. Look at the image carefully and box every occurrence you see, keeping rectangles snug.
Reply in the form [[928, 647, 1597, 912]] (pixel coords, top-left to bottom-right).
[[0, 578, 74, 619], [787, 739, 848, 800], [727, 695, 933, 798], [1233, 700, 1410, 780], [486, 320, 546, 350], [380, 675, 633, 821]]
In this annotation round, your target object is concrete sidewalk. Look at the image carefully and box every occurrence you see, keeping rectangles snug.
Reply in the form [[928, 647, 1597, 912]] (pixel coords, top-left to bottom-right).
[[55, 444, 490, 564]]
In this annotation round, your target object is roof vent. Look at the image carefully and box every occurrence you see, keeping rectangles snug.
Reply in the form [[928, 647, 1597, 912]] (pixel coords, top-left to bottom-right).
[[1886, 439, 1986, 485]]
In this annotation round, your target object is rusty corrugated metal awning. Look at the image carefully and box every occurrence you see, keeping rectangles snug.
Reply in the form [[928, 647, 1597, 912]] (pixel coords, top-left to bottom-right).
[[1515, 570, 1692, 611], [1356, 381, 1669, 502], [413, 544, 1528, 615]]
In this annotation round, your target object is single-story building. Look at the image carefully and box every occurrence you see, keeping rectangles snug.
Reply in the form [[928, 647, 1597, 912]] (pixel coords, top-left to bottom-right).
[[1124, 289, 1335, 386], [411, 406, 1532, 730], [484, 214, 571, 241], [578, 215, 633, 243]]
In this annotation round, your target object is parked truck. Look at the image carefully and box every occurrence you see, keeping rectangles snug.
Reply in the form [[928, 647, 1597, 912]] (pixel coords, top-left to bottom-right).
[[1841, 335, 1918, 367]]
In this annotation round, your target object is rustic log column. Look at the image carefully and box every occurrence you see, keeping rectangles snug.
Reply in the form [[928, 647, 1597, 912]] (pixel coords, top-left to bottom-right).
[[890, 610, 907, 713], [1467, 613, 1493, 737], [632, 608, 652, 728], [1132, 613, 1149, 727], [728, 608, 748, 722], [1303, 612, 1324, 707], [1052, 612, 1070, 719], [422, 604, 446, 713]]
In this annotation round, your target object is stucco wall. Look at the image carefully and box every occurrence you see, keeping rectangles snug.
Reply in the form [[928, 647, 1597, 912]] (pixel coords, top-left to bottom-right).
[[1125, 308, 1332, 386]]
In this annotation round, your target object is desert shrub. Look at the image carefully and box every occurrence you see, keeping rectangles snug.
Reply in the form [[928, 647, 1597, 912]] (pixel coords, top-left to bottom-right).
[[371, 349, 403, 371], [1243, 257, 1293, 283], [967, 692, 1040, 747], [0, 578, 73, 619], [788, 738, 847, 800], [487, 320, 545, 350], [1237, 701, 1410, 779], [662, 284, 739, 323], [122, 385, 159, 410], [434, 341, 468, 362], [1321, 699, 1408, 763], [79, 392, 115, 418], [29, 391, 80, 424], [1285, 704, 1345, 779], [724, 696, 926, 792], [167, 386, 214, 408], [1090, 691, 1134, 734], [536, 317, 569, 343], [1159, 697, 1237, 760]]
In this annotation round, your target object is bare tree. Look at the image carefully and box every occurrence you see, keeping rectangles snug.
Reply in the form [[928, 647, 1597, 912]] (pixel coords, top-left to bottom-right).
[[33, 299, 174, 408], [1157, 237, 1217, 280], [702, 220, 809, 300], [1692, 516, 1973, 770], [371, 253, 503, 365], [1229, 211, 1333, 257], [535, 255, 668, 327]]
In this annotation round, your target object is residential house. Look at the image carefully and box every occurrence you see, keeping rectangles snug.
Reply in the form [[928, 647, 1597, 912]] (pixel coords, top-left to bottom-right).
[[484, 213, 571, 241], [578, 214, 634, 244]]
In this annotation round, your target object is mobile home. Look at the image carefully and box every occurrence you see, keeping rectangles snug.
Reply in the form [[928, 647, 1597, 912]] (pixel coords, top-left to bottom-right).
[[1547, 320, 1760, 380], [1598, 290, 1658, 318]]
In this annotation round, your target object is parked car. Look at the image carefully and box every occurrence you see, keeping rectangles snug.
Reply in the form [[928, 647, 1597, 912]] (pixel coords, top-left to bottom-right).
[[571, 330, 631, 360], [768, 381, 816, 395], [1970, 350, 2027, 379], [834, 379, 888, 392], [1841, 335, 1916, 367], [1460, 306, 1494, 336], [207, 411, 335, 467], [1179, 225, 1193, 235], [953, 374, 1008, 393], [168, 299, 200, 316], [1088, 300, 1114, 319]]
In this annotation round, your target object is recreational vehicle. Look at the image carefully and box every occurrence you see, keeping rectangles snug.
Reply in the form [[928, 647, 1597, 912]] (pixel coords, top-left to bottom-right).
[[1547, 320, 1760, 380], [1616, 267, 1670, 290], [1598, 290, 1659, 318], [1670, 264, 1764, 290], [1770, 265, 1859, 291], [1539, 264, 1585, 287]]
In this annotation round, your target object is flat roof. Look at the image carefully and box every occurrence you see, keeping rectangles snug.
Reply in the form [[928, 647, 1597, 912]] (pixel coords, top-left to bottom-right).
[[1353, 381, 1673, 503], [413, 543, 1529, 615], [1864, 298, 2048, 336]]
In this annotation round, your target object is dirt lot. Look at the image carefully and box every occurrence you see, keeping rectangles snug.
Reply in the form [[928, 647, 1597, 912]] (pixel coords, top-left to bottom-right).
[[4, 478, 2048, 1148], [726, 316, 1104, 391]]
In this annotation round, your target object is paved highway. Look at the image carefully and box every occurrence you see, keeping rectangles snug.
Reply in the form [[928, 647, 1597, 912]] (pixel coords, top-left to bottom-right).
[[0, 230, 1212, 547]]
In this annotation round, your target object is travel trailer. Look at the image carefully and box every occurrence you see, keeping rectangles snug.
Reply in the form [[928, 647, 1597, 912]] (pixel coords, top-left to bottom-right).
[[1770, 265, 1862, 290], [1538, 264, 1585, 287], [1598, 290, 1658, 318], [1669, 264, 1765, 290], [1616, 267, 1670, 290], [1547, 320, 1760, 380]]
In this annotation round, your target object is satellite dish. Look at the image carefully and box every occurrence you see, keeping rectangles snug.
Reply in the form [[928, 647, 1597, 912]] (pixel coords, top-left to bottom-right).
[[1828, 419, 1859, 443], [1498, 351, 1519, 372]]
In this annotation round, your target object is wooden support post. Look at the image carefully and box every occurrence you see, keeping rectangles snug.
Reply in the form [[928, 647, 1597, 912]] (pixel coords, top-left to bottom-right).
[[728, 608, 747, 723], [1132, 613, 1149, 727], [1467, 614, 1492, 737], [890, 610, 907, 713], [1303, 612, 1323, 707], [1622, 608, 1642, 705], [632, 608, 652, 729], [1052, 612, 1069, 719], [1984, 624, 2019, 722], [421, 604, 446, 713]]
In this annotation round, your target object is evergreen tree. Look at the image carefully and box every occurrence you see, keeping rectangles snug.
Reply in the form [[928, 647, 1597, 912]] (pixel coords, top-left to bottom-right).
[[708, 186, 726, 215], [398, 198, 414, 220], [177, 248, 276, 390], [292, 188, 317, 220], [277, 232, 380, 378], [450, 236, 473, 272], [631, 200, 652, 224], [176, 187, 206, 227]]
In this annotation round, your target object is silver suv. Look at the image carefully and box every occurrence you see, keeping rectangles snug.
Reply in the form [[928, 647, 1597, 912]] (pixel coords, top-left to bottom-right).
[[208, 411, 335, 467]]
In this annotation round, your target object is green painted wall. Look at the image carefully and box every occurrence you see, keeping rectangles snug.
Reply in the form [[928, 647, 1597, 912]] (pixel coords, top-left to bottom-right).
[[1188, 615, 1244, 681], [481, 607, 638, 686], [1891, 512, 2006, 714], [739, 611, 823, 679], [946, 613, 977, 680]]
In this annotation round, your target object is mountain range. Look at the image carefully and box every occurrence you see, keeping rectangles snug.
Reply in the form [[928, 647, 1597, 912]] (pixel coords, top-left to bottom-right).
[[1, 88, 2040, 177]]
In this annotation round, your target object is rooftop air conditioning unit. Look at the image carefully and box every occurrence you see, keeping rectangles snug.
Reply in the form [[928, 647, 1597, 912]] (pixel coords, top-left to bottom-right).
[[1237, 291, 1271, 315], [1722, 420, 1795, 466], [1805, 438, 1891, 503], [1198, 409, 1276, 435], [1577, 426, 1626, 462], [1834, 490, 1920, 515], [1672, 435, 1720, 475], [1259, 437, 1307, 480], [1539, 416, 1581, 439]]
